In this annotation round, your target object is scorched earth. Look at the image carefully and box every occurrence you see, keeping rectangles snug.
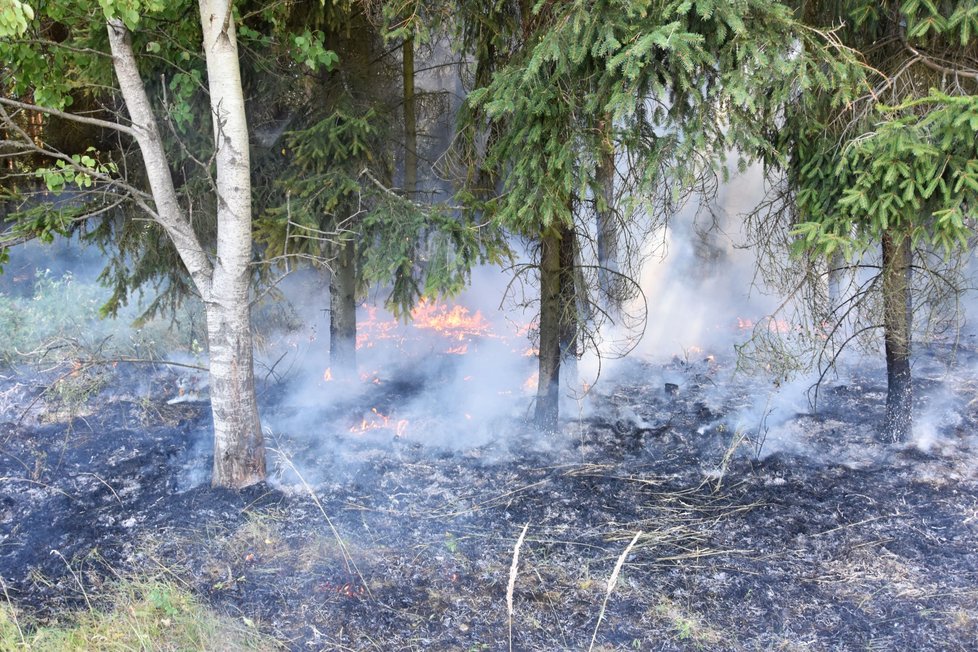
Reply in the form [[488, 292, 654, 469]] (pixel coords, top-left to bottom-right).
[[1, 346, 977, 651]]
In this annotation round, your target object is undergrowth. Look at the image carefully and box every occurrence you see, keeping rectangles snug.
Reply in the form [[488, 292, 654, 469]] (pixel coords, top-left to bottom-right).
[[0, 269, 199, 367], [0, 577, 278, 651]]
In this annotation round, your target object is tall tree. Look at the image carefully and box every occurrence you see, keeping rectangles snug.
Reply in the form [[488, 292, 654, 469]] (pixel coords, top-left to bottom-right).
[[0, 0, 301, 487], [778, 0, 978, 440]]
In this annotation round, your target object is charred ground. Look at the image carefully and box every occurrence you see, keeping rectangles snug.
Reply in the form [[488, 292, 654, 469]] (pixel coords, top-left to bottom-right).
[[1, 352, 977, 651]]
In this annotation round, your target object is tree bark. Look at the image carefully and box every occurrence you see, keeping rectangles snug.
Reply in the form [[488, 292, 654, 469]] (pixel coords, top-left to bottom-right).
[[107, 10, 265, 488], [881, 231, 912, 441], [595, 116, 620, 307], [558, 222, 578, 389], [198, 0, 265, 487], [330, 239, 357, 379], [403, 35, 417, 198], [535, 226, 563, 431], [105, 20, 213, 294]]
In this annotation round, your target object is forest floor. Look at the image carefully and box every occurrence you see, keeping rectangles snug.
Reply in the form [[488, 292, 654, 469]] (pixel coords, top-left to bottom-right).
[[1, 351, 977, 651]]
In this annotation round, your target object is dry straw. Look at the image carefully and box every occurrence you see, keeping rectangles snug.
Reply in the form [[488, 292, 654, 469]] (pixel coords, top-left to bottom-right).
[[507, 522, 530, 652], [589, 530, 643, 652]]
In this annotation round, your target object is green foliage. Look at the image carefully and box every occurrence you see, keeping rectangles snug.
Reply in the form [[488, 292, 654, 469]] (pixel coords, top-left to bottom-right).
[[0, 0, 33, 37], [97, 0, 167, 29], [290, 28, 339, 70], [786, 0, 978, 259], [0, 268, 194, 365], [35, 148, 119, 193], [0, 271, 106, 363], [258, 103, 509, 317], [463, 0, 865, 236]]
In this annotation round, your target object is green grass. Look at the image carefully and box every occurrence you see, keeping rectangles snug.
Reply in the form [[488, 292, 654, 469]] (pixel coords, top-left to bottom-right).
[[0, 578, 278, 651]]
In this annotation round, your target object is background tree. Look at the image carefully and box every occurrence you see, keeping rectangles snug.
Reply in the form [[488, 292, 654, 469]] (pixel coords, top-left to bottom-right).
[[457, 0, 862, 431], [256, 1, 508, 380], [759, 0, 978, 441]]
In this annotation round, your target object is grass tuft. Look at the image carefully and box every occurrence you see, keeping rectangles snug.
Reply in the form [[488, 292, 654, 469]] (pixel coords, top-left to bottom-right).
[[0, 577, 278, 651]]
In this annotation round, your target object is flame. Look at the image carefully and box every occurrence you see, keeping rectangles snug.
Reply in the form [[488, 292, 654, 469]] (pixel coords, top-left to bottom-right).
[[352, 298, 500, 355], [350, 407, 409, 437], [410, 299, 494, 345], [323, 368, 333, 382], [523, 371, 539, 394]]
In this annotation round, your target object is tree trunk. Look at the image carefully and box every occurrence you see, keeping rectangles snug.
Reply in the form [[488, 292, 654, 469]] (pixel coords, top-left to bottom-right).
[[595, 117, 619, 307], [881, 231, 912, 441], [558, 223, 578, 389], [199, 0, 265, 486], [205, 298, 264, 485], [107, 9, 265, 488], [403, 35, 417, 198], [330, 239, 357, 379], [535, 226, 562, 431]]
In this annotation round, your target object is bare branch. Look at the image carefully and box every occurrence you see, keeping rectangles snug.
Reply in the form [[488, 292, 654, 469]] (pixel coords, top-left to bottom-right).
[[0, 97, 135, 136]]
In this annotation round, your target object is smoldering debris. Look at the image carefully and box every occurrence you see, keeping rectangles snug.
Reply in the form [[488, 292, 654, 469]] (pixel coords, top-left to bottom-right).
[[1, 352, 977, 651]]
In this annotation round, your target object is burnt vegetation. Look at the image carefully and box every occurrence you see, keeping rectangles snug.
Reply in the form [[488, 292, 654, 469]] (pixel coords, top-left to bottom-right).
[[1, 331, 978, 650], [2, 0, 978, 650]]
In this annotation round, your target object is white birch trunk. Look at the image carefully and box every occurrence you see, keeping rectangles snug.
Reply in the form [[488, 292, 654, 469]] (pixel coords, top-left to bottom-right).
[[106, 6, 265, 488], [198, 0, 265, 487]]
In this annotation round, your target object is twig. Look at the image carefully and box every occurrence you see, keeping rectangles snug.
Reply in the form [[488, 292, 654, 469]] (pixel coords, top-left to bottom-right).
[[51, 549, 92, 611], [0, 575, 26, 646], [0, 476, 76, 502], [77, 472, 122, 506], [266, 447, 372, 599]]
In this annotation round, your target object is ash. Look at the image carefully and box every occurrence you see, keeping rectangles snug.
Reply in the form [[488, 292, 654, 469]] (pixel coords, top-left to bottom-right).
[[1, 353, 977, 651]]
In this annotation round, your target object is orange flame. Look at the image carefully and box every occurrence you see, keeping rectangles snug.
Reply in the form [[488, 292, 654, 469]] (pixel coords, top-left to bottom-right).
[[350, 407, 409, 437], [323, 368, 333, 382]]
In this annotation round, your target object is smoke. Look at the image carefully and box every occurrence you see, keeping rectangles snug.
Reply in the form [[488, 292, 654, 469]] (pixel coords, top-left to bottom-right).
[[253, 263, 543, 487]]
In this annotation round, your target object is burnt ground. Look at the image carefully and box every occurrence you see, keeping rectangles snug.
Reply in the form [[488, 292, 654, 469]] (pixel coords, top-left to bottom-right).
[[1, 351, 978, 651]]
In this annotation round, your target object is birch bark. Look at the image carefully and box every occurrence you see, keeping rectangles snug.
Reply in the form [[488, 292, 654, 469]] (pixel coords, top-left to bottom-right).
[[106, 2, 265, 488], [198, 0, 265, 486]]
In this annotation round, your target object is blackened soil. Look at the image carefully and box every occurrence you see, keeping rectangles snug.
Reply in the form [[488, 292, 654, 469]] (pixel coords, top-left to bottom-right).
[[1, 357, 977, 651]]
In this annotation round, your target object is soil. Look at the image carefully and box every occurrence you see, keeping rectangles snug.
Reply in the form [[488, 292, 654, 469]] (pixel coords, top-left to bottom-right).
[[1, 352, 977, 651]]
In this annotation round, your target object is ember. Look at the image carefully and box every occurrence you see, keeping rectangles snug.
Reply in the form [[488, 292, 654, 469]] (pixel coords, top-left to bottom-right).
[[349, 407, 409, 437]]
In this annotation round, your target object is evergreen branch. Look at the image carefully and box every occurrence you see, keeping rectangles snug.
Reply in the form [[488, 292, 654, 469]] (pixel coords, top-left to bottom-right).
[[899, 29, 978, 81]]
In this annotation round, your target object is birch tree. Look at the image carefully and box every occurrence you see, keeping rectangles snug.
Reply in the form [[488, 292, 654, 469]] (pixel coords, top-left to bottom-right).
[[0, 0, 269, 487]]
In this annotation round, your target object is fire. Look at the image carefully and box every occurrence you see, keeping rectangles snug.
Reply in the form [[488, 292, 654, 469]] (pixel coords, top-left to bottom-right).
[[737, 317, 793, 333], [523, 371, 539, 394], [411, 298, 494, 341], [353, 299, 496, 354], [350, 407, 409, 437], [323, 368, 333, 382]]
